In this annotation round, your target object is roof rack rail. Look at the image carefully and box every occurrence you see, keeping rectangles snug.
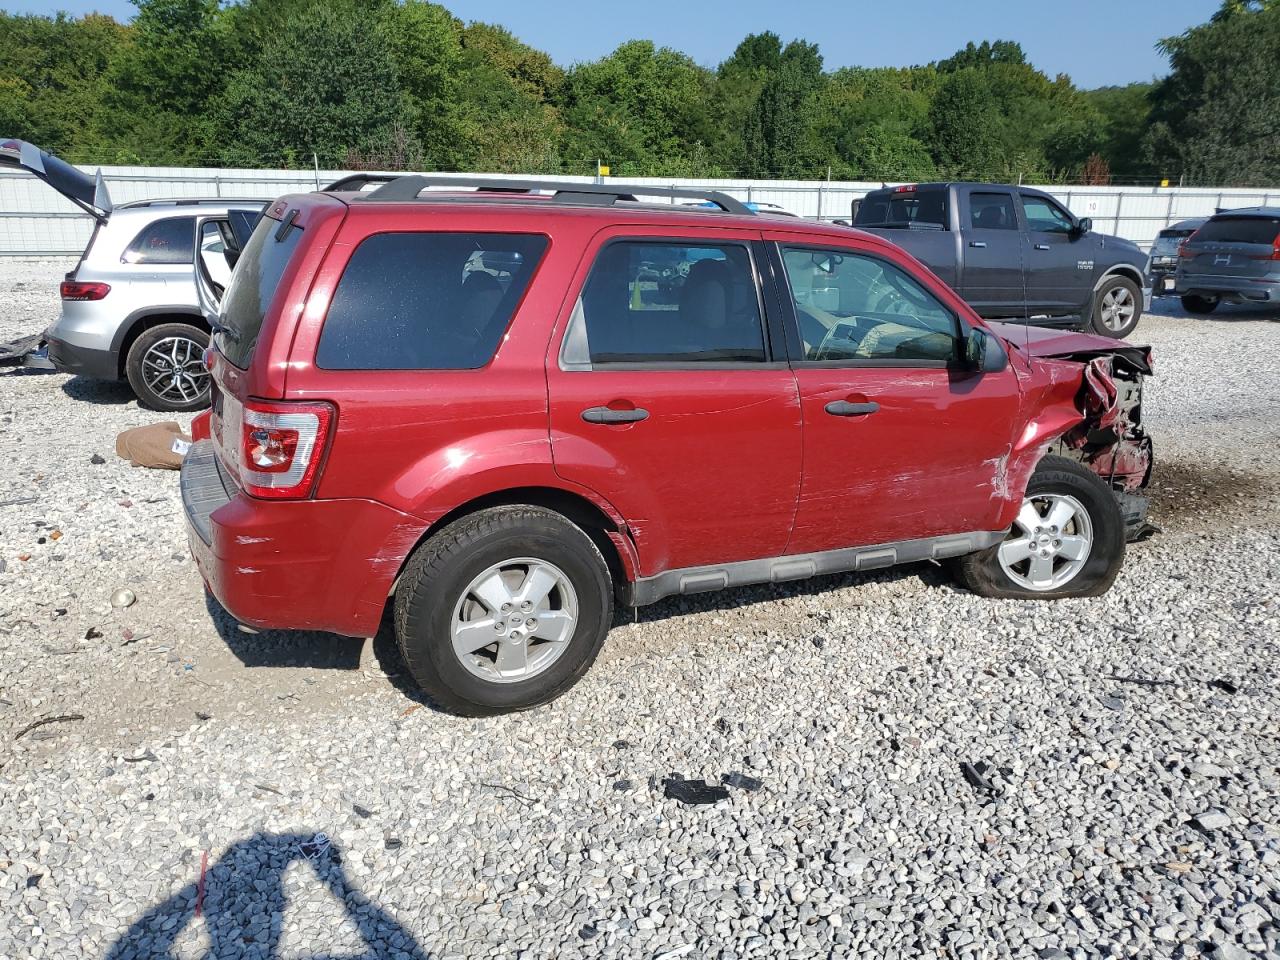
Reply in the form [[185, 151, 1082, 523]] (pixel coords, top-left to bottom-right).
[[116, 197, 267, 209], [357, 175, 754, 216], [322, 173, 400, 192]]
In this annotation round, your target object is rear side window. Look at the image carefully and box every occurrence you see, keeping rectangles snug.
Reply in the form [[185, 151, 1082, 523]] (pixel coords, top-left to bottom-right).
[[970, 192, 1018, 230], [217, 215, 303, 368], [854, 189, 948, 230], [565, 241, 766, 365], [316, 232, 548, 370], [121, 216, 195, 264], [1194, 215, 1280, 245]]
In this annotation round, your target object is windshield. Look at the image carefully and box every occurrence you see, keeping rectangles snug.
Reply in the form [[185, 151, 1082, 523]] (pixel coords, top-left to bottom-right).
[[216, 215, 302, 368]]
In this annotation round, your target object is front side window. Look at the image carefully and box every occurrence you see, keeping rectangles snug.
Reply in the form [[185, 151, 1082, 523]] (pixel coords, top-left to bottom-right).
[[969, 192, 1018, 231], [781, 247, 959, 363], [317, 232, 548, 370], [121, 216, 196, 264], [568, 241, 766, 364], [1021, 195, 1075, 234]]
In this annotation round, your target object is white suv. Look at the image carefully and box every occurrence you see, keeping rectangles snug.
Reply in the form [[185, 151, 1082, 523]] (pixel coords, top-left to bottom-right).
[[2, 139, 263, 410]]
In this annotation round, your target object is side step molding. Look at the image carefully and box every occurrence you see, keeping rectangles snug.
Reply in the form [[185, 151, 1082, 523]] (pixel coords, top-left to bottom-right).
[[622, 530, 1006, 607]]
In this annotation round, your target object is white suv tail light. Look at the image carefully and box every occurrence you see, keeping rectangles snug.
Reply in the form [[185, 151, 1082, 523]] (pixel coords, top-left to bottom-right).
[[239, 400, 334, 499]]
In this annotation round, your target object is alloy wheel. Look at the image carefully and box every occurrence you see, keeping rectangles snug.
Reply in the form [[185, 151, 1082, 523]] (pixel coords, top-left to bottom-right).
[[141, 336, 209, 404], [998, 494, 1094, 590]]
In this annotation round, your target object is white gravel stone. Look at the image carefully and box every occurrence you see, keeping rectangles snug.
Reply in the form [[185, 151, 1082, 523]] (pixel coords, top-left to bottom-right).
[[2, 261, 1279, 958]]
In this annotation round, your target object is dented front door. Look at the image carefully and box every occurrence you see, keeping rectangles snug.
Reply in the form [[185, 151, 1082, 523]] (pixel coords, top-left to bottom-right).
[[768, 237, 1024, 554]]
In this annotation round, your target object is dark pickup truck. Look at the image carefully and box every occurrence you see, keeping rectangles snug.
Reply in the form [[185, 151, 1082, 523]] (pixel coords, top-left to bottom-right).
[[851, 183, 1150, 338]]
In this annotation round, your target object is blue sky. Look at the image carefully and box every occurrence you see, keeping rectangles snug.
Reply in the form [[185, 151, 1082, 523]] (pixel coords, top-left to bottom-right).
[[4, 0, 1220, 88]]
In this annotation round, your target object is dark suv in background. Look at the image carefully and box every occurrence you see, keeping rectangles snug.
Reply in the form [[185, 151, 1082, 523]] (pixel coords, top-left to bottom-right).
[[1175, 207, 1280, 314]]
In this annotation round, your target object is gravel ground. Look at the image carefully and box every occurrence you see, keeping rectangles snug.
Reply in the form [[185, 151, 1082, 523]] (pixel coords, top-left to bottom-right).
[[1, 257, 1278, 960]]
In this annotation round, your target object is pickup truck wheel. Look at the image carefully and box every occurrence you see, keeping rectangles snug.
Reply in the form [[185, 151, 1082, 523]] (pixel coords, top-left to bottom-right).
[[125, 322, 211, 412], [1089, 275, 1142, 338], [1180, 294, 1219, 315], [949, 456, 1125, 600], [394, 505, 613, 716]]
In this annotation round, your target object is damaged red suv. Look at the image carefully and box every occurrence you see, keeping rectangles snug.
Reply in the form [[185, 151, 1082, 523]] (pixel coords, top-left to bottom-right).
[[181, 176, 1153, 715]]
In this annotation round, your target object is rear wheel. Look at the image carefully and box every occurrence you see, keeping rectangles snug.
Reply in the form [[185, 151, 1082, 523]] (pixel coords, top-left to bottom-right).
[[394, 506, 613, 716], [125, 322, 211, 412], [1090, 275, 1142, 338], [1180, 293, 1219, 315], [949, 456, 1125, 600]]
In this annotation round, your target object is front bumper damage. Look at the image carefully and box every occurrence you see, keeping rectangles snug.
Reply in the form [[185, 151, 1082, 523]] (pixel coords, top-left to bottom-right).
[[989, 323, 1156, 542]]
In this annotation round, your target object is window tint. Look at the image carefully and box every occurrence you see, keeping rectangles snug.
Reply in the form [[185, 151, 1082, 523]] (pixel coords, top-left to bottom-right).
[[217, 214, 303, 368], [969, 192, 1018, 230], [317, 232, 548, 370], [570, 241, 765, 364], [121, 216, 195, 264], [1021, 195, 1074, 234], [854, 189, 948, 230], [781, 247, 958, 363], [1193, 215, 1280, 245]]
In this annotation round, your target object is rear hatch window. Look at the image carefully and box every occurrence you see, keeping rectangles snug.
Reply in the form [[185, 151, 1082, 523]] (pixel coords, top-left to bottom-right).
[[1192, 215, 1280, 246], [854, 188, 948, 230], [216, 213, 302, 368]]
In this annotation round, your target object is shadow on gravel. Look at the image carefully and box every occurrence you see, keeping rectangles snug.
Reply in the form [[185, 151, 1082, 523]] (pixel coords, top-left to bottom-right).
[[204, 591, 364, 671], [104, 832, 431, 959], [1148, 298, 1280, 323], [60, 375, 136, 405], [1146, 459, 1277, 529]]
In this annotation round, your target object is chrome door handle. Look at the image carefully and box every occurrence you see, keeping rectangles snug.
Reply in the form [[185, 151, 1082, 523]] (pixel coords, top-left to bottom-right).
[[1034, 243, 1051, 251], [824, 400, 880, 417], [581, 406, 649, 424], [968, 241, 987, 249]]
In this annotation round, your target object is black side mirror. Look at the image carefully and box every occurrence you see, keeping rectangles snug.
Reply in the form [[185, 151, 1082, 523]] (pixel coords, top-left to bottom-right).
[[1073, 216, 1092, 238], [965, 328, 1009, 373]]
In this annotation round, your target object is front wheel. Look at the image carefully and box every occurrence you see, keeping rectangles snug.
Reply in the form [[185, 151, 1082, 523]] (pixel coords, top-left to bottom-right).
[[394, 505, 613, 716], [125, 322, 211, 412], [1089, 275, 1143, 338], [1180, 294, 1219, 315], [949, 456, 1125, 599]]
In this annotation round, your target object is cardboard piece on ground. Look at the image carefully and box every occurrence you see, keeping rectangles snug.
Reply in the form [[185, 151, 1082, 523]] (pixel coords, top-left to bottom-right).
[[115, 421, 192, 470]]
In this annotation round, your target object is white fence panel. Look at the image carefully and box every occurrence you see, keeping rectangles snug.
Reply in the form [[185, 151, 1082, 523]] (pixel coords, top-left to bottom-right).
[[1, 164, 1277, 255]]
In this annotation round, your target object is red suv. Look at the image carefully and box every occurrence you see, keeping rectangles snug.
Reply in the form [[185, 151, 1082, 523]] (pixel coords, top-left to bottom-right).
[[182, 176, 1153, 715]]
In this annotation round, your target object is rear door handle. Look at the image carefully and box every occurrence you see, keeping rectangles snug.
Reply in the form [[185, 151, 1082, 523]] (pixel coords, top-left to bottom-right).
[[968, 241, 987, 249], [1034, 243, 1051, 251], [581, 406, 649, 425], [824, 400, 880, 417]]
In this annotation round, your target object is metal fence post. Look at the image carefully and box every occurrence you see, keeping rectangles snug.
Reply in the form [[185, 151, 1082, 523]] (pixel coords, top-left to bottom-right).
[[816, 184, 824, 221]]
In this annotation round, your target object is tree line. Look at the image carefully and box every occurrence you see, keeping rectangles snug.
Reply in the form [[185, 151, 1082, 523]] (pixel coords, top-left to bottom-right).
[[1, 0, 1277, 186]]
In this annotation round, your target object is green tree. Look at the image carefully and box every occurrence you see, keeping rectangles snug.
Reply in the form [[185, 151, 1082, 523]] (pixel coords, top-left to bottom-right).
[[740, 39, 824, 177], [214, 4, 403, 167], [559, 40, 717, 176], [1081, 84, 1154, 180], [1146, 2, 1280, 184], [927, 68, 1003, 177]]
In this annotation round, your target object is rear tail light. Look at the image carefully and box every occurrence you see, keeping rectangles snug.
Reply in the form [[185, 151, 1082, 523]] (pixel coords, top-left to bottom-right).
[[59, 280, 110, 301], [239, 400, 334, 500], [1251, 232, 1280, 261]]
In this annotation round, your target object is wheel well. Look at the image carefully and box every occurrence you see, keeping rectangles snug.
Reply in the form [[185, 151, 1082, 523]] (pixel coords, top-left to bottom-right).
[[116, 312, 210, 378], [1098, 266, 1144, 292], [401, 487, 630, 595]]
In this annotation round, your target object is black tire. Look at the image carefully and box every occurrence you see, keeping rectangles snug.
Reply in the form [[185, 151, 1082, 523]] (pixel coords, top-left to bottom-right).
[[1180, 293, 1219, 315], [949, 455, 1125, 600], [1089, 275, 1143, 338], [124, 322, 211, 412], [393, 505, 613, 716]]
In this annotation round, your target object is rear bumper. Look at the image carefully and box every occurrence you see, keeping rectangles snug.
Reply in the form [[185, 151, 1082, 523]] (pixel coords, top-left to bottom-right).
[[1176, 276, 1280, 303], [43, 331, 119, 380], [180, 441, 427, 637]]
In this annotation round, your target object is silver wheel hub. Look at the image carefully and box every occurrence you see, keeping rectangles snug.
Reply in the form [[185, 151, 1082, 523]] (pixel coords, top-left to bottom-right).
[[998, 493, 1094, 591], [451, 558, 578, 684], [1100, 286, 1135, 331], [141, 336, 209, 403]]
